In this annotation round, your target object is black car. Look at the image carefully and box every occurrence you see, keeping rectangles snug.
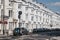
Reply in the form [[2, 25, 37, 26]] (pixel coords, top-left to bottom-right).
[[13, 28, 29, 36], [32, 28, 45, 34], [32, 28, 60, 36], [32, 28, 51, 34]]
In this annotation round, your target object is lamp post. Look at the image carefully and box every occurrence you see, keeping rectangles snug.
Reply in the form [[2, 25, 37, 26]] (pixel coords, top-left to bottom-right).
[[10, 0, 22, 28], [18, 11, 22, 28]]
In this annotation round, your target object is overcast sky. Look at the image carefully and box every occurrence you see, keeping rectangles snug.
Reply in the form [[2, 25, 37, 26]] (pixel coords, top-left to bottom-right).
[[37, 0, 60, 13]]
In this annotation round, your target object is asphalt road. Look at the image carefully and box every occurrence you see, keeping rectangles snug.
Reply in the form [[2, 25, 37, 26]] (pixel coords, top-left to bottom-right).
[[0, 34, 60, 40], [0, 34, 51, 40]]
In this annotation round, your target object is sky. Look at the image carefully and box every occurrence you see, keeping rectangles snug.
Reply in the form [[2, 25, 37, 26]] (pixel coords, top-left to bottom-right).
[[36, 0, 60, 13]]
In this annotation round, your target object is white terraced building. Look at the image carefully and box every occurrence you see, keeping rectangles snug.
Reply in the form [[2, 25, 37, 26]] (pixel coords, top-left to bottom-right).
[[0, 0, 60, 35]]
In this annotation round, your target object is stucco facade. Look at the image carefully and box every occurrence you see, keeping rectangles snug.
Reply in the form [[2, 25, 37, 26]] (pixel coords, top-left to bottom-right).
[[0, 0, 60, 35]]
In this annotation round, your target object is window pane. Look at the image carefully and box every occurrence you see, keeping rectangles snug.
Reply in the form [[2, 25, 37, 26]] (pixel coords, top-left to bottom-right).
[[9, 22, 13, 30], [18, 4, 21, 8], [1, 0, 4, 4], [31, 16, 34, 21], [9, 10, 12, 17], [26, 13, 28, 20]]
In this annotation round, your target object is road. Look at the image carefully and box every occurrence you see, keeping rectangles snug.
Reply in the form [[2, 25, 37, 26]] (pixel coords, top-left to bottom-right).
[[0, 34, 51, 40], [0, 34, 60, 40]]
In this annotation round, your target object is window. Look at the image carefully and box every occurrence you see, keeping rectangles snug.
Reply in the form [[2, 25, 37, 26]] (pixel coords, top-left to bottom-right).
[[9, 3, 13, 6], [48, 15, 49, 18], [9, 10, 12, 17], [26, 13, 28, 20], [0, 5, 1, 9], [14, 22, 17, 28], [1, 0, 4, 4], [19, 23, 22, 27], [21, 22, 25, 27], [46, 14, 47, 17], [36, 15, 38, 21], [1, 9, 4, 18], [9, 0, 11, 2], [31, 15, 34, 21], [32, 24, 33, 28], [43, 18, 45, 22], [40, 24, 41, 28], [18, 4, 22, 9], [9, 22, 13, 30], [46, 19, 48, 23], [36, 11, 38, 14], [38, 23, 40, 28], [1, 9, 3, 14], [40, 16, 41, 21], [40, 11, 42, 15], [26, 23, 28, 28], [43, 13, 44, 16], [31, 8, 34, 12], [47, 19, 49, 22], [36, 24, 37, 29], [25, 7, 28, 11], [22, 23, 24, 27]]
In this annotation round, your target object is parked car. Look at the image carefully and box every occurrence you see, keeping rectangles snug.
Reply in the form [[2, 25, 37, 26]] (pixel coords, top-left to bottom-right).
[[13, 28, 29, 36], [32, 28, 60, 36], [32, 28, 46, 34]]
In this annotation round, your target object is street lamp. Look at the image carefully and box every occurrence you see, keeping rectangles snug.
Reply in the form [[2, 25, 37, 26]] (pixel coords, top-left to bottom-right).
[[18, 11, 22, 28], [10, 0, 22, 28]]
